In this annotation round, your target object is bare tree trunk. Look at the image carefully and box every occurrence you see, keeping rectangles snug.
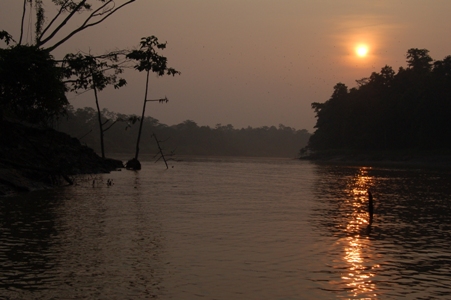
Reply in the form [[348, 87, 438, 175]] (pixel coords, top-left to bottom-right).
[[18, 0, 27, 45], [93, 85, 105, 159], [134, 68, 151, 160]]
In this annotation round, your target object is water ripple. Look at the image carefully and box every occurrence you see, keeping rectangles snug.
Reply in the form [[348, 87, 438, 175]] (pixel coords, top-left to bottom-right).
[[1, 158, 451, 299]]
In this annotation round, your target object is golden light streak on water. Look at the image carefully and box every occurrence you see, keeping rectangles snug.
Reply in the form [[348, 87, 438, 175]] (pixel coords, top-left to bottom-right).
[[340, 167, 379, 298]]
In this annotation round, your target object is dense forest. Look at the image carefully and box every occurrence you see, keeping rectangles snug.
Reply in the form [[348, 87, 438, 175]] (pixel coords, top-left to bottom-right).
[[56, 106, 310, 158], [1, 0, 309, 162], [307, 48, 451, 153]]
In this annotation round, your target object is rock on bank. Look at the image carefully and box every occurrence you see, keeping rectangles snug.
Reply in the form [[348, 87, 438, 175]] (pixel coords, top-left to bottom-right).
[[0, 120, 123, 196]]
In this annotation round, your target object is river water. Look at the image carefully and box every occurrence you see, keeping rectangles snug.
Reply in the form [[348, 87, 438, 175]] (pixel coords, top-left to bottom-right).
[[1, 157, 451, 299]]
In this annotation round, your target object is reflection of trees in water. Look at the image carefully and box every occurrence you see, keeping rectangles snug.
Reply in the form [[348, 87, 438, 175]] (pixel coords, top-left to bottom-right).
[[311, 164, 451, 298], [127, 171, 166, 297], [0, 190, 60, 293], [54, 179, 166, 299]]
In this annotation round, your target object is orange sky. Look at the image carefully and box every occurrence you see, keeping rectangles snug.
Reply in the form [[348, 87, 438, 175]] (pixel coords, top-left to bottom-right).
[[1, 0, 451, 131]]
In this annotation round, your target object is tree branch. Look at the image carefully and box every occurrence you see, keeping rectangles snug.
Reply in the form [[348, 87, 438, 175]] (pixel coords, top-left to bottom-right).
[[37, 0, 70, 43], [103, 120, 119, 132], [44, 0, 135, 52], [152, 132, 169, 169], [37, 0, 88, 47]]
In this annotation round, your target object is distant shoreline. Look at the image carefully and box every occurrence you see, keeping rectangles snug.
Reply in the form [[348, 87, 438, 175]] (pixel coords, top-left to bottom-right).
[[300, 150, 451, 169]]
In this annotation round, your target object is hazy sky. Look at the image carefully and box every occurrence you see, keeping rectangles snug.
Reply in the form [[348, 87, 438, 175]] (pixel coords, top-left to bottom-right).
[[1, 1, 451, 131]]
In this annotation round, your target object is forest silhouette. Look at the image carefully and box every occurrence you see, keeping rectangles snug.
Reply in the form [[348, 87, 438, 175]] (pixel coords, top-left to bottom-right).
[[307, 48, 451, 153], [57, 106, 310, 158]]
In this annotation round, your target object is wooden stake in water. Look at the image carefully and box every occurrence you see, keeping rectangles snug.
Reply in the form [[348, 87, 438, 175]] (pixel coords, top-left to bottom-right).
[[368, 190, 374, 224]]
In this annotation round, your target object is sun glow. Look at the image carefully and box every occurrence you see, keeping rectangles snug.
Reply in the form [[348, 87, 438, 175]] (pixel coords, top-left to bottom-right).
[[356, 45, 369, 57]]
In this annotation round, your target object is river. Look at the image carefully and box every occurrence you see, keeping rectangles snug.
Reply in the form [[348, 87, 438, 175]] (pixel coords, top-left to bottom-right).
[[1, 156, 451, 299]]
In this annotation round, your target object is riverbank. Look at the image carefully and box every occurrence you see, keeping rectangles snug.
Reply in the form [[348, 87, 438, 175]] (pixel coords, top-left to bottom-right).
[[301, 149, 451, 168], [0, 120, 123, 196]]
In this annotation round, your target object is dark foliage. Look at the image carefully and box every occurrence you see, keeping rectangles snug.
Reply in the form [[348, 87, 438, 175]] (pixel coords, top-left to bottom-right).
[[0, 45, 68, 124], [126, 36, 180, 76], [308, 48, 451, 152], [0, 1, 137, 126], [0, 30, 15, 45], [57, 107, 311, 158]]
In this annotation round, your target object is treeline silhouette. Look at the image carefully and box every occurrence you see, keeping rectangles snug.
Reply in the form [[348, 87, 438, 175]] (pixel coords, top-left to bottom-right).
[[308, 48, 451, 152], [57, 106, 310, 158]]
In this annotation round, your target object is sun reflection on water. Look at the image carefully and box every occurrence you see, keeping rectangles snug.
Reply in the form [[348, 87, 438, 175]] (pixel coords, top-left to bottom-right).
[[340, 167, 380, 298]]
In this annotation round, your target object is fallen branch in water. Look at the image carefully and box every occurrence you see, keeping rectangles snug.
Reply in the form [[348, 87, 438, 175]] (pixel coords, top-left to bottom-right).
[[151, 132, 177, 169]]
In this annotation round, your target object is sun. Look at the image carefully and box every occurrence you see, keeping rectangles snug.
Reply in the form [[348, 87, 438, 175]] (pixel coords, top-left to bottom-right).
[[356, 45, 369, 57]]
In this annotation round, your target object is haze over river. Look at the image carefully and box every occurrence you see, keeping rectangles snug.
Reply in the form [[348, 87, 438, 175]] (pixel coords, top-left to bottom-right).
[[1, 157, 451, 299]]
